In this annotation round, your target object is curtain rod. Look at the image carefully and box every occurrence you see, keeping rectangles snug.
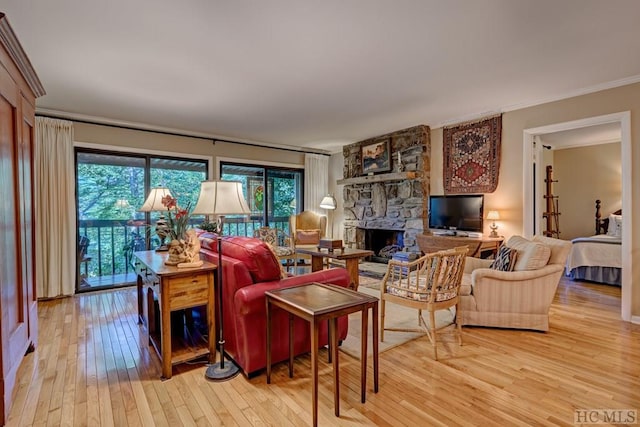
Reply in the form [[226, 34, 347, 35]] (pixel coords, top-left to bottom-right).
[[35, 112, 331, 156]]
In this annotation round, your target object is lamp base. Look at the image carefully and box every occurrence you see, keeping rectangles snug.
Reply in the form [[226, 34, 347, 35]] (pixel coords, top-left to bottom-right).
[[204, 360, 240, 382], [155, 245, 169, 252]]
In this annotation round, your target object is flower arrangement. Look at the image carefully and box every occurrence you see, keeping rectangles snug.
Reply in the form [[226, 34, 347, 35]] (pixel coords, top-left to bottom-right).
[[161, 194, 192, 241], [161, 194, 202, 267]]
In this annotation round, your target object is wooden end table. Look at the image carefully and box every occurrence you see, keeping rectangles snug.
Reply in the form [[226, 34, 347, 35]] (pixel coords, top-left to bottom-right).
[[134, 251, 216, 379], [265, 283, 379, 427], [295, 247, 374, 291]]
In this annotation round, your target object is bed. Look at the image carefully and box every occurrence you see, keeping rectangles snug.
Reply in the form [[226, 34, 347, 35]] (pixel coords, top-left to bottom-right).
[[565, 200, 622, 286]]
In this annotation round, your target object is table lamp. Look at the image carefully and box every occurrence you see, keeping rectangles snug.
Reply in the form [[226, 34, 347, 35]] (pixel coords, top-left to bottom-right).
[[139, 187, 172, 251], [487, 210, 500, 238], [319, 195, 337, 239], [192, 180, 250, 381]]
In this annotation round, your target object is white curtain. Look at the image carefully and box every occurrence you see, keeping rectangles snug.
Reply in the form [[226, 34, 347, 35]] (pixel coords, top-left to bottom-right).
[[35, 117, 76, 298], [304, 153, 329, 214]]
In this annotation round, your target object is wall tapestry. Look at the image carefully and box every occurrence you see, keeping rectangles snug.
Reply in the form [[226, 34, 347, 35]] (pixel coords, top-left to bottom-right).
[[443, 115, 501, 194]]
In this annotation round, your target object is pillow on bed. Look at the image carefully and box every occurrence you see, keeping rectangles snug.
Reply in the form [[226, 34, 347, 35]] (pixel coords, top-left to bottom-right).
[[607, 214, 622, 237]]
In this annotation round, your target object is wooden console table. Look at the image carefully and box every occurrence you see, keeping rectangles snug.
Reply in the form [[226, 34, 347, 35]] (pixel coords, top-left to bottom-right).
[[134, 251, 216, 379], [416, 234, 503, 259]]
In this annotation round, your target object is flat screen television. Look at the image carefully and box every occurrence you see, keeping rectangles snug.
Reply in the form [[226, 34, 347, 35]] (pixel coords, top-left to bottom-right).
[[428, 195, 484, 233]]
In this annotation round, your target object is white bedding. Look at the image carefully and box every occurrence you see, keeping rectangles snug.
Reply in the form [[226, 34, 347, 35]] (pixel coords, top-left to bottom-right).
[[565, 235, 622, 273]]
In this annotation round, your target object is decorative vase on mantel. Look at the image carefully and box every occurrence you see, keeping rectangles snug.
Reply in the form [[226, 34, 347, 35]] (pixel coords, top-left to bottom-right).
[[164, 229, 203, 268]]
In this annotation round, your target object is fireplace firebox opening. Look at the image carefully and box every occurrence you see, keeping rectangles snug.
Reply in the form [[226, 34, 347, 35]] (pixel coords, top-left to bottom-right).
[[362, 228, 404, 263]]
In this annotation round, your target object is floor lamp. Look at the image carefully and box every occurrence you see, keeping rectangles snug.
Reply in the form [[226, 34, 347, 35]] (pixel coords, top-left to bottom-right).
[[192, 180, 250, 381], [319, 194, 337, 238]]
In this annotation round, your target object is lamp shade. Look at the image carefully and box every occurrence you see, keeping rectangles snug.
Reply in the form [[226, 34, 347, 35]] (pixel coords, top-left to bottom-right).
[[115, 199, 130, 208], [192, 181, 250, 215], [486, 210, 500, 220], [139, 187, 172, 212], [319, 195, 336, 210]]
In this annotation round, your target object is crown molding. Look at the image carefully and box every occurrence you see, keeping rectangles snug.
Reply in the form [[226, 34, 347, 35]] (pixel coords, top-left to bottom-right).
[[0, 13, 46, 98]]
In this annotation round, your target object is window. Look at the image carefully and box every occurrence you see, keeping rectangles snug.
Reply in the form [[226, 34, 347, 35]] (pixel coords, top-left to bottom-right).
[[220, 163, 303, 236]]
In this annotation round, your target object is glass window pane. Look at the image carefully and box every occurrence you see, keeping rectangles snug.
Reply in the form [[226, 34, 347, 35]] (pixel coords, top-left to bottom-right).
[[150, 157, 207, 216], [221, 162, 302, 237]]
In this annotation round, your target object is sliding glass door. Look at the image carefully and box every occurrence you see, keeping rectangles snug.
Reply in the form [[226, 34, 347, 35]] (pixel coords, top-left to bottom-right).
[[220, 163, 303, 236], [76, 149, 207, 292]]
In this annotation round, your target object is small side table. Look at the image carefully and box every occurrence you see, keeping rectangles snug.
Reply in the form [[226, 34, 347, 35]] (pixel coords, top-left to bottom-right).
[[265, 283, 379, 427]]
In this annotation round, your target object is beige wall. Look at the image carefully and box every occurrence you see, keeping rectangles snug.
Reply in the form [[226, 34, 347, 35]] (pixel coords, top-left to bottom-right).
[[554, 143, 621, 240], [74, 122, 306, 177]]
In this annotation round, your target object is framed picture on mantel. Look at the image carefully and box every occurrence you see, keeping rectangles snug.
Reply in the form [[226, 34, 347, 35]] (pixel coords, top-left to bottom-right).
[[361, 139, 391, 174]]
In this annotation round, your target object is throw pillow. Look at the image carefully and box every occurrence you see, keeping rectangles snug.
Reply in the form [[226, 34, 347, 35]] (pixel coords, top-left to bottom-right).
[[490, 245, 517, 271], [296, 229, 320, 245], [264, 242, 288, 279], [506, 235, 551, 271]]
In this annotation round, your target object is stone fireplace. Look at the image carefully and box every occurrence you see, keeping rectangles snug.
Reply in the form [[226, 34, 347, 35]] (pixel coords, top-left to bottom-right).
[[338, 125, 431, 256]]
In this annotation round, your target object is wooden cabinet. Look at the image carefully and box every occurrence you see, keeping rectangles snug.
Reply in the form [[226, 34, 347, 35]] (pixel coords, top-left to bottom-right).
[[134, 251, 217, 379], [0, 13, 45, 423], [417, 234, 503, 259]]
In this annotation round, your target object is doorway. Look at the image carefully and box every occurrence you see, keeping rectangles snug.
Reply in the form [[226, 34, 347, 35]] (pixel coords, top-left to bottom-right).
[[522, 112, 632, 321]]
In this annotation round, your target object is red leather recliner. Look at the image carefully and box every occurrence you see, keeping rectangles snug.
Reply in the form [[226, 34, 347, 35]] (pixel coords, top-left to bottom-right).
[[198, 233, 350, 377]]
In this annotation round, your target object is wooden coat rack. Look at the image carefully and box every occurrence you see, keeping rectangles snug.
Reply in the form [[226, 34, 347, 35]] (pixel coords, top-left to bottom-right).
[[543, 165, 561, 237]]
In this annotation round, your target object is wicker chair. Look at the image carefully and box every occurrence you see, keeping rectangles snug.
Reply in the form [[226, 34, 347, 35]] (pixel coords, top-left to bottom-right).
[[380, 246, 468, 360], [253, 226, 297, 273]]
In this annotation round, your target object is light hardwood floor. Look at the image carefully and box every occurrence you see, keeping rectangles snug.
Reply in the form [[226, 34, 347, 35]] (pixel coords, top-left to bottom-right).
[[6, 277, 640, 426]]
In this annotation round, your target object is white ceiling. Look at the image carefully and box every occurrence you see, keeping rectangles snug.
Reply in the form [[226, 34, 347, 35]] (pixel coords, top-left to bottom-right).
[[540, 122, 621, 150], [3, 0, 640, 153]]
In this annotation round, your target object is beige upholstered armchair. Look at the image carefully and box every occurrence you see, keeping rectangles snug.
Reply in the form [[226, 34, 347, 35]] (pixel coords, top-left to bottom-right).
[[459, 235, 572, 332], [289, 210, 327, 249]]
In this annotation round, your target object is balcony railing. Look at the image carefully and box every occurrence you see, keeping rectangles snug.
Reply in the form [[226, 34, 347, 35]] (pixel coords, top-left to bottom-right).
[[78, 216, 291, 290]]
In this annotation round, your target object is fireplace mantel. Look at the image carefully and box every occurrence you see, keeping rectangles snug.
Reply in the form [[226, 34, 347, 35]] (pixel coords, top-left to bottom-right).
[[337, 171, 418, 186]]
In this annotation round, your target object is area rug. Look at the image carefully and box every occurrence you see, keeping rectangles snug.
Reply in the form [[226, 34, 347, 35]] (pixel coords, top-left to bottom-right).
[[358, 275, 381, 289], [443, 114, 501, 194], [339, 287, 456, 359]]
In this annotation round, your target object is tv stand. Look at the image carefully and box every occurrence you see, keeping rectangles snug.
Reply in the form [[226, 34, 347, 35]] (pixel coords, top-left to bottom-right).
[[416, 233, 503, 259]]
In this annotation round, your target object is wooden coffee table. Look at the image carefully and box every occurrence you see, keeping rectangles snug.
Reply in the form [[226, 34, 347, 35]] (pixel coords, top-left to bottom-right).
[[265, 283, 379, 427], [295, 247, 373, 291]]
